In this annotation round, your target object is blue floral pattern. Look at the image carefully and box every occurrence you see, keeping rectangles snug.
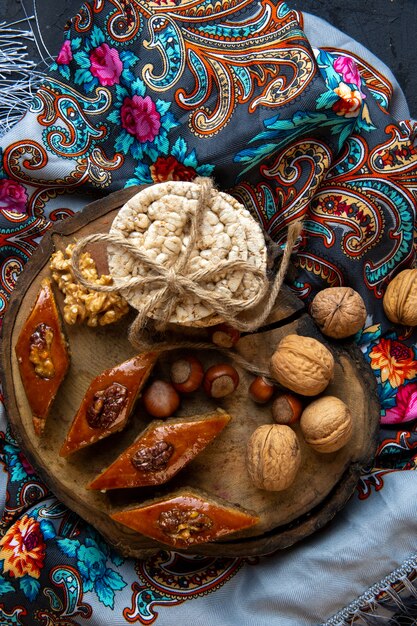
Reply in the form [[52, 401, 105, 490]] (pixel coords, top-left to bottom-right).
[[57, 533, 126, 608]]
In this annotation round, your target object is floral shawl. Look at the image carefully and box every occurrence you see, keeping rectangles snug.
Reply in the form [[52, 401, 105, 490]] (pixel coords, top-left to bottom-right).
[[1, 1, 417, 624]]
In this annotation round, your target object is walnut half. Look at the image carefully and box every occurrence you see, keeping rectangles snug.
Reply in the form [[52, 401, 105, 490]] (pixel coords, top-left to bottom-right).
[[29, 323, 55, 379], [158, 508, 213, 541]]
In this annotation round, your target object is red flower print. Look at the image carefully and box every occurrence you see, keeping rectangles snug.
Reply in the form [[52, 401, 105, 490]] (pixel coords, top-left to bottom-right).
[[0, 179, 28, 213], [90, 43, 123, 87], [56, 40, 73, 65], [121, 95, 161, 143], [369, 339, 417, 388], [0, 515, 46, 579], [383, 383, 417, 425], [150, 156, 197, 182], [332, 82, 362, 118]]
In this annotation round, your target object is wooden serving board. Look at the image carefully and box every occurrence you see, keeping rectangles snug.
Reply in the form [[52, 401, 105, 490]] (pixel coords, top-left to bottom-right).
[[1, 187, 381, 558]]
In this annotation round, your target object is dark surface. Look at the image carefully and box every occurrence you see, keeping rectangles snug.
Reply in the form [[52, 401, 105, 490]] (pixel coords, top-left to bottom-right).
[[1, 0, 416, 117], [292, 0, 417, 117]]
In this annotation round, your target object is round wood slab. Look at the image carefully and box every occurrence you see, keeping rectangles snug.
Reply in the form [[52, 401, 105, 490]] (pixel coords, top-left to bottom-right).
[[0, 187, 381, 558]]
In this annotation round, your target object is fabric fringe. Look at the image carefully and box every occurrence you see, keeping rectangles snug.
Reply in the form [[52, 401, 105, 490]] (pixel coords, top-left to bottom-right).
[[323, 556, 417, 625], [0, 18, 44, 137]]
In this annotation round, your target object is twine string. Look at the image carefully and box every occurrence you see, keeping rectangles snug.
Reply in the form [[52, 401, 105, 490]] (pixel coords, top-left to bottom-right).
[[133, 338, 275, 382], [70, 177, 303, 374]]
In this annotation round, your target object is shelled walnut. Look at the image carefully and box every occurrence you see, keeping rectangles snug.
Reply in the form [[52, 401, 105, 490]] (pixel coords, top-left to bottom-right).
[[270, 334, 334, 396], [383, 269, 417, 326], [50, 244, 129, 326], [311, 287, 367, 339], [300, 396, 353, 453], [246, 424, 301, 491]]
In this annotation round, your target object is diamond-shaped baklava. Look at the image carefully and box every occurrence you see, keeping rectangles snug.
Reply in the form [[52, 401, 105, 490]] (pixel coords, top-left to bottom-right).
[[15, 278, 70, 436]]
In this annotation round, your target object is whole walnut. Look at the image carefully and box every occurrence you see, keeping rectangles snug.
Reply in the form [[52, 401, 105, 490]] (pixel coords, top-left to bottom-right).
[[383, 269, 417, 326], [300, 396, 353, 453], [246, 424, 301, 491], [310, 287, 367, 339], [270, 334, 334, 396]]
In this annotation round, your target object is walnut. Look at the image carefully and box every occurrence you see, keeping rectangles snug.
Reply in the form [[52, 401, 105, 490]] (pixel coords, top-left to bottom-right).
[[270, 334, 334, 396], [383, 269, 417, 326], [300, 396, 353, 453], [246, 424, 301, 491], [49, 244, 129, 327], [310, 287, 367, 338], [29, 323, 55, 379], [86, 382, 128, 429], [158, 508, 213, 541], [131, 441, 174, 472]]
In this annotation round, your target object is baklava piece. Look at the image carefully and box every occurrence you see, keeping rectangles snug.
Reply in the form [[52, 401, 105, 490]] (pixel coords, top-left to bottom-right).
[[89, 409, 231, 490], [111, 488, 259, 549], [15, 278, 70, 436], [59, 352, 157, 457]]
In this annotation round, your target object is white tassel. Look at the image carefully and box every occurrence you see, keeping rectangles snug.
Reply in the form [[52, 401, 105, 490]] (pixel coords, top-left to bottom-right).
[[0, 18, 45, 137]]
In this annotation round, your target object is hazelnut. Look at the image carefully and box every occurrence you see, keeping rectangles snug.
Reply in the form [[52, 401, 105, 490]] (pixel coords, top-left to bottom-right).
[[249, 377, 274, 403], [203, 364, 239, 398], [210, 324, 241, 348], [383, 269, 417, 326], [311, 287, 367, 338], [300, 396, 353, 453], [270, 334, 334, 396], [272, 393, 303, 425], [170, 356, 204, 393], [246, 424, 301, 491], [143, 380, 180, 418]]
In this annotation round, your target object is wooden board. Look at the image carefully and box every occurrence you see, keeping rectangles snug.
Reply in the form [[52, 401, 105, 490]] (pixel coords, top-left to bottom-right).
[[0, 187, 381, 558]]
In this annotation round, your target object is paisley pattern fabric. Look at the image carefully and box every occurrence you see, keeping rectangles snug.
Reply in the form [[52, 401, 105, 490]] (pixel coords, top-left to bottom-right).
[[1, 1, 417, 623]]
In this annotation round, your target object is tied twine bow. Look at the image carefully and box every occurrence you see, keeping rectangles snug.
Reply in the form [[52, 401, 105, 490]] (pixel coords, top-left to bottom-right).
[[70, 178, 303, 365]]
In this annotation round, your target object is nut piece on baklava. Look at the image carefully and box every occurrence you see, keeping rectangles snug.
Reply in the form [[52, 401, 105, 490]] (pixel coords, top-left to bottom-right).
[[111, 488, 260, 549], [59, 352, 157, 457], [15, 278, 70, 436], [89, 409, 231, 490]]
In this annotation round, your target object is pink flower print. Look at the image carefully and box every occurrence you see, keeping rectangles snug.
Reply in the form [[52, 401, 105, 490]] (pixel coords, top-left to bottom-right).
[[0, 179, 28, 213], [89, 43, 123, 87], [333, 56, 362, 91], [383, 383, 417, 425], [121, 95, 161, 142], [56, 40, 73, 65]]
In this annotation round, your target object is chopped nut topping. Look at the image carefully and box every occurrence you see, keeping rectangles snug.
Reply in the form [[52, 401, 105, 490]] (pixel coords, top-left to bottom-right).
[[158, 508, 213, 540], [86, 382, 128, 429], [29, 323, 55, 379], [131, 441, 174, 472], [49, 244, 129, 327]]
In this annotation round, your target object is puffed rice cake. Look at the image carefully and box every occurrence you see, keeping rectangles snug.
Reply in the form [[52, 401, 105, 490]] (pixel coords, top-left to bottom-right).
[[108, 181, 267, 325]]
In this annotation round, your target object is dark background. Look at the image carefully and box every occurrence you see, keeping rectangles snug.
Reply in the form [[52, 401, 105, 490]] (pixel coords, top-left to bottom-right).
[[2, 0, 416, 117]]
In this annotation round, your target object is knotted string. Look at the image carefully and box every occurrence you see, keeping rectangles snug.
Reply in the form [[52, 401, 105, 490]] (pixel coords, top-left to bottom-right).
[[70, 177, 303, 369]]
